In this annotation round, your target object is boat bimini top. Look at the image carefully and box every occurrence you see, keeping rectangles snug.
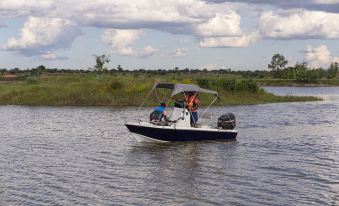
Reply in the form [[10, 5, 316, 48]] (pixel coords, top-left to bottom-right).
[[154, 83, 218, 97]]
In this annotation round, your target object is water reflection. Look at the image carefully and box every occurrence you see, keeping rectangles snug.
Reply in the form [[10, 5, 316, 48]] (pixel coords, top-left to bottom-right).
[[0, 87, 338, 205], [126, 141, 240, 205]]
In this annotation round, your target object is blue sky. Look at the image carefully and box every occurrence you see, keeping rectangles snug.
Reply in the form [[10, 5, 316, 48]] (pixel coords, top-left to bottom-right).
[[1, 0, 339, 70]]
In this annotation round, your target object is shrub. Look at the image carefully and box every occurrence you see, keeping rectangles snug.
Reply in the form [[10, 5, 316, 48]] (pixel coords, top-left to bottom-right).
[[26, 76, 39, 84], [218, 78, 236, 92], [196, 78, 210, 89], [212, 78, 258, 93], [108, 79, 124, 91]]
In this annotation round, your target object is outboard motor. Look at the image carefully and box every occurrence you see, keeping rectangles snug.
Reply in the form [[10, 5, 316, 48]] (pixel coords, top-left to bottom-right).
[[217, 113, 236, 130]]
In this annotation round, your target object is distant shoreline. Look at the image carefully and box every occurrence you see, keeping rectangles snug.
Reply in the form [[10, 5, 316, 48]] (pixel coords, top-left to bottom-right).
[[256, 79, 339, 87]]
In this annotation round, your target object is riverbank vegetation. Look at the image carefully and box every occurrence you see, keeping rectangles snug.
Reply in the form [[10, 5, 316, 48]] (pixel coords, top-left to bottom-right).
[[0, 74, 320, 106]]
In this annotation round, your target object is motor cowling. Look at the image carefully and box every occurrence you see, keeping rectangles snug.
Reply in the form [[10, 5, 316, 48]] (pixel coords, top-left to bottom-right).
[[217, 113, 236, 130]]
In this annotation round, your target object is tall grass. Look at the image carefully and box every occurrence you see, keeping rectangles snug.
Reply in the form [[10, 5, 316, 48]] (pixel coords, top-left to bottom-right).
[[197, 78, 259, 93], [0, 74, 320, 106]]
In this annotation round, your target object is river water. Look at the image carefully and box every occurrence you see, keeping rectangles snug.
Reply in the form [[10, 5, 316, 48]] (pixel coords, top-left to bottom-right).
[[0, 87, 338, 205]]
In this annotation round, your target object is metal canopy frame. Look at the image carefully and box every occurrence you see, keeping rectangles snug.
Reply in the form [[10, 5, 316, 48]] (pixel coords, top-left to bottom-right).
[[138, 83, 220, 121]]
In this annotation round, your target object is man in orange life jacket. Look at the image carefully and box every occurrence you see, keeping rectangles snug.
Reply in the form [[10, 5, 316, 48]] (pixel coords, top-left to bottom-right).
[[186, 92, 200, 126]]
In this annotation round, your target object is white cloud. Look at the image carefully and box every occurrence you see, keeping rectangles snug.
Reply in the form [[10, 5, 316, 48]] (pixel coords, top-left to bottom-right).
[[138, 46, 157, 58], [259, 9, 339, 39], [200, 32, 258, 47], [312, 0, 339, 4], [101, 29, 157, 58], [53, 0, 206, 29], [333, 57, 339, 63], [204, 0, 339, 13], [59, 0, 245, 39], [5, 0, 339, 60], [0, 1, 53, 9], [172, 48, 188, 58], [193, 12, 241, 37], [200, 63, 218, 70], [1, 0, 251, 55], [40, 51, 68, 61], [101, 29, 144, 56], [304, 44, 339, 68], [4, 16, 81, 56], [0, 0, 54, 18]]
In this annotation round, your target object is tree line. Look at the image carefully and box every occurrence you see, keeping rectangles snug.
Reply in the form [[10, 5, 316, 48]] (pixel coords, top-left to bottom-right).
[[0, 65, 270, 78], [1, 54, 338, 82], [268, 54, 338, 83]]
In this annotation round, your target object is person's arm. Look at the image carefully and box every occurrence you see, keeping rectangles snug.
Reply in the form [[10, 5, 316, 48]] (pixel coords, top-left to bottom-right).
[[193, 98, 200, 110], [163, 115, 170, 122], [163, 111, 177, 123]]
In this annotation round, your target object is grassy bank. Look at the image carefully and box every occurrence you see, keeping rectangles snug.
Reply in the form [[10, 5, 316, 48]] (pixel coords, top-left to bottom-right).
[[0, 74, 320, 106]]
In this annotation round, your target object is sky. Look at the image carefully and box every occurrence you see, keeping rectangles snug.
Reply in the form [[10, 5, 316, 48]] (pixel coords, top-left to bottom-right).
[[1, 0, 339, 70]]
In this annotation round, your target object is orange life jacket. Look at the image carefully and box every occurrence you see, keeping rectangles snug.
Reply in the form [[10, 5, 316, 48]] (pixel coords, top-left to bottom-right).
[[187, 95, 198, 112]]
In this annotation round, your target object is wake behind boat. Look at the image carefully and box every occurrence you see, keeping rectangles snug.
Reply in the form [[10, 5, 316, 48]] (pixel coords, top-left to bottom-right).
[[125, 83, 237, 142]]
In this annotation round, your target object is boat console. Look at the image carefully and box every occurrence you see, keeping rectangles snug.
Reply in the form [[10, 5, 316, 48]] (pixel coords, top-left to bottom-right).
[[171, 100, 191, 127]]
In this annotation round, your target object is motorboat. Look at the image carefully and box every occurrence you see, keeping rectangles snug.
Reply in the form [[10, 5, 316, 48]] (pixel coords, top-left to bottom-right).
[[125, 83, 237, 142]]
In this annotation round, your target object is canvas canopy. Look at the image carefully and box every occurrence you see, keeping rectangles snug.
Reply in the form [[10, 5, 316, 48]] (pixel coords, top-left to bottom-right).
[[154, 83, 218, 97]]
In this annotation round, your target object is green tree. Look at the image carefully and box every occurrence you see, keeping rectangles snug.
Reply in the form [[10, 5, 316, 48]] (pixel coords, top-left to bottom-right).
[[268, 54, 288, 78], [327, 62, 338, 79], [281, 67, 296, 79], [37, 65, 46, 71], [93, 54, 111, 79], [117, 65, 123, 72], [294, 62, 308, 83], [294, 62, 320, 83]]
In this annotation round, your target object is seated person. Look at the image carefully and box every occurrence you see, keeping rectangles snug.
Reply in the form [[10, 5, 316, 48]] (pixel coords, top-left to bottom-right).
[[150, 103, 176, 125]]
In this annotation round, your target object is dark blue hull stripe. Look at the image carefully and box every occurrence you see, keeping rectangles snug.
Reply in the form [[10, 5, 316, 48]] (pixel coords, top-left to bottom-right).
[[126, 124, 237, 142]]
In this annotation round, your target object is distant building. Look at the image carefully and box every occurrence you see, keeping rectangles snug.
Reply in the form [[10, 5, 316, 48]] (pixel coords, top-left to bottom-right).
[[1, 74, 18, 81]]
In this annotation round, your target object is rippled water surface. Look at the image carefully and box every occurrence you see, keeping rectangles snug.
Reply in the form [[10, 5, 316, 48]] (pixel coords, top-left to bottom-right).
[[1, 87, 338, 205]]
